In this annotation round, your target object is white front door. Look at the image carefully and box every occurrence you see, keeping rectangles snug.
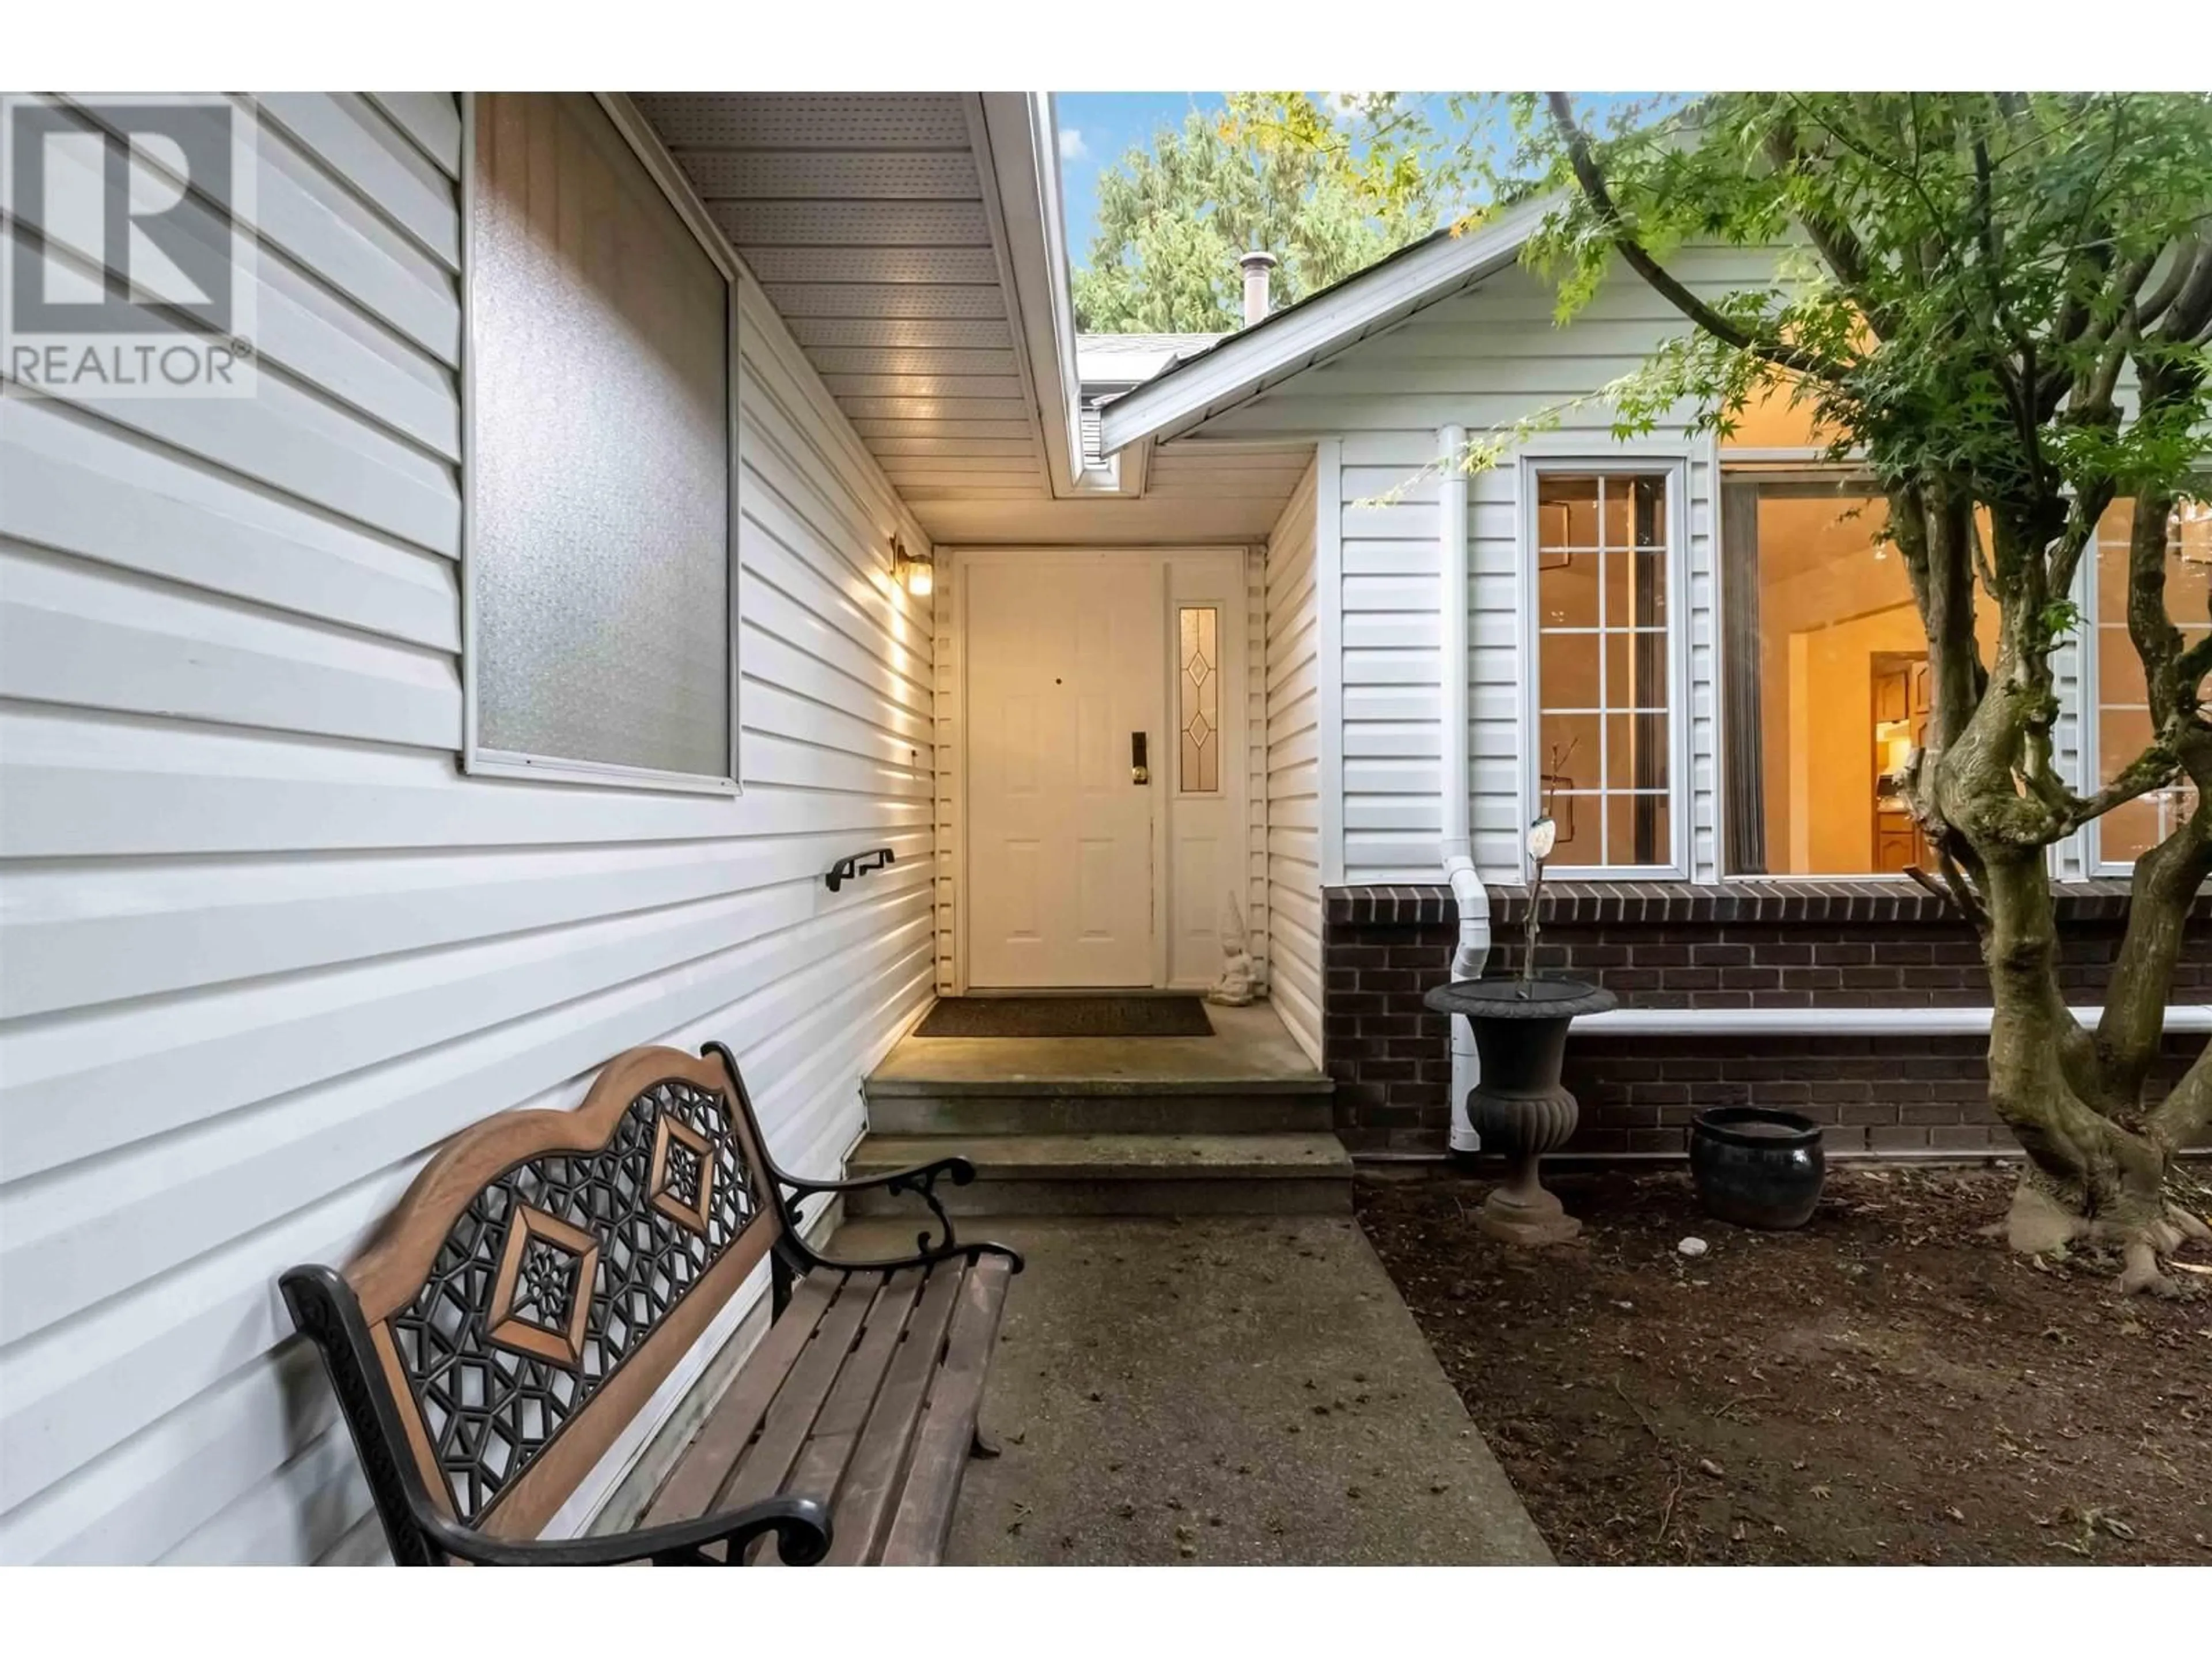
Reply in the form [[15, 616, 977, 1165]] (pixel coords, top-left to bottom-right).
[[966, 555, 1161, 987]]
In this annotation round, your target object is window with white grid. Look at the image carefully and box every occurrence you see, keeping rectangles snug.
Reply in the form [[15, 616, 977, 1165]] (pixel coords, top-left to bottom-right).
[[1528, 469, 1680, 872]]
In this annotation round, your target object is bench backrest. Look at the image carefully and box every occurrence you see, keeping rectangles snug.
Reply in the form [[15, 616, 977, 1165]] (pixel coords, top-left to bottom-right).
[[322, 1046, 783, 1542]]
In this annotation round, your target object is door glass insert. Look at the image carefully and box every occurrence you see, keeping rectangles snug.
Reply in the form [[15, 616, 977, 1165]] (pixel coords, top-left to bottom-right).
[[1178, 605, 1220, 793]]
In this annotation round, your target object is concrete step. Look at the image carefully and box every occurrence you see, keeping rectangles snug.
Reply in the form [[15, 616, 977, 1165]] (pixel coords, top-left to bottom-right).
[[864, 1076, 1334, 1137], [844, 1132, 1354, 1217]]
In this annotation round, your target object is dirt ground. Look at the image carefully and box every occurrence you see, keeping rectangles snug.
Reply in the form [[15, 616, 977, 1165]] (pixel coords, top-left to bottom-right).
[[1355, 1164, 2212, 1565]]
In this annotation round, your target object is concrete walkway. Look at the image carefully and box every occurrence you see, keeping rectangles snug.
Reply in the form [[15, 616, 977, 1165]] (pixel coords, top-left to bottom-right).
[[831, 1213, 1552, 1565]]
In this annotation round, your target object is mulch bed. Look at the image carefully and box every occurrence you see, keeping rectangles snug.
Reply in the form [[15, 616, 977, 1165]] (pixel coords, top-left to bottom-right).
[[1356, 1165, 2212, 1564]]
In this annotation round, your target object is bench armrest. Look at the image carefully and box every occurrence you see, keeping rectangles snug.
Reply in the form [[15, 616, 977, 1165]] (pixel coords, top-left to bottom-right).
[[778, 1156, 975, 1259], [778, 1154, 975, 1199], [426, 1494, 831, 1567], [695, 1041, 1023, 1275]]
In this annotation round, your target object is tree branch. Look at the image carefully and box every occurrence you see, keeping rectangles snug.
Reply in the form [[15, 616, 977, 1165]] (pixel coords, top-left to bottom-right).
[[1760, 116, 1895, 339], [2134, 234, 2201, 329], [2100, 794, 2212, 1107], [2177, 633, 2212, 691], [2154, 238, 2212, 343], [2059, 744, 2184, 834], [1545, 93, 1850, 382], [2150, 1030, 2212, 1152], [2048, 486, 2111, 608]]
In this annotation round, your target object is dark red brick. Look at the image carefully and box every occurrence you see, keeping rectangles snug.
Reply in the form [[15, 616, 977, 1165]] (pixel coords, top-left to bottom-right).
[[1319, 880, 2209, 1158]]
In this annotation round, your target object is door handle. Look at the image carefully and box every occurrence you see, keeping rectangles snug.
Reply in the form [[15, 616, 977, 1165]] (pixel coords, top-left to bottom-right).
[[1131, 731, 1149, 785]]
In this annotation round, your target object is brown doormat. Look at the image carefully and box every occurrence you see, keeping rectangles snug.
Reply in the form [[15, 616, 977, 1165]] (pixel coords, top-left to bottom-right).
[[916, 995, 1213, 1038]]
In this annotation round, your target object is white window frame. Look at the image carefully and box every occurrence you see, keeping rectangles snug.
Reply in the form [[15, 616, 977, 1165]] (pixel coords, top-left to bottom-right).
[[458, 91, 745, 796], [2080, 488, 2209, 876], [1710, 462, 1936, 884], [1516, 451, 1693, 881]]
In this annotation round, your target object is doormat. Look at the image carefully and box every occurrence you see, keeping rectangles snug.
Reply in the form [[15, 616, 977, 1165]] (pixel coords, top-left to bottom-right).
[[916, 996, 1214, 1039]]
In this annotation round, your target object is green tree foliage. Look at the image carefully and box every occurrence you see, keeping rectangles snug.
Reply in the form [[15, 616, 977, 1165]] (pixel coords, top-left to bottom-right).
[[1071, 94, 1453, 333], [1288, 93, 2212, 1286]]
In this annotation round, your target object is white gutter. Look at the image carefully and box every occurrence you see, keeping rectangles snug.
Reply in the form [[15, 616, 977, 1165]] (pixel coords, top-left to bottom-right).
[[972, 93, 1086, 495], [1574, 1004, 2212, 1036], [1437, 422, 1489, 1153]]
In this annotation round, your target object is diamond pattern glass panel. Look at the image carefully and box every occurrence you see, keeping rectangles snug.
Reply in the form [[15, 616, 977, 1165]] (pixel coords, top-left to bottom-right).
[[1179, 606, 1219, 793]]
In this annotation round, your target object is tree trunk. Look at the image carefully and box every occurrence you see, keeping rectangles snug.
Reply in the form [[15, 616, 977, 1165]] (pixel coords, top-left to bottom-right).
[[1979, 852, 2206, 1293]]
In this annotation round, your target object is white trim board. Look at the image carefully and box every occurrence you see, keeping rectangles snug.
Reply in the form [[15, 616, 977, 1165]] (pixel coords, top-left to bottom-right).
[[964, 93, 1078, 501], [1315, 439, 1347, 886], [1574, 1003, 2212, 1036]]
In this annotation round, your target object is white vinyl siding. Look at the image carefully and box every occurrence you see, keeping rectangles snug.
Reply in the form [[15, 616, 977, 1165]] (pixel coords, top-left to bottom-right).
[[1264, 458, 1324, 1064], [0, 92, 935, 1565]]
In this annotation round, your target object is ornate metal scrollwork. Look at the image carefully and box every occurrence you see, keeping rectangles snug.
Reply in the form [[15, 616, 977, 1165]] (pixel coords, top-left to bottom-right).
[[884, 1162, 960, 1257], [382, 1080, 757, 1523]]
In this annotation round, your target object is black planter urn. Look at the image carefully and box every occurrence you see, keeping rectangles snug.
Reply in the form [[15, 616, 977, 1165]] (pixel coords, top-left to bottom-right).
[[1422, 976, 1618, 1245], [1689, 1107, 1826, 1229]]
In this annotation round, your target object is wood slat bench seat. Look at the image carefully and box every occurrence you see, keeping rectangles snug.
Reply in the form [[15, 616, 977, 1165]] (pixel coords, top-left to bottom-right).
[[283, 1043, 1021, 1566]]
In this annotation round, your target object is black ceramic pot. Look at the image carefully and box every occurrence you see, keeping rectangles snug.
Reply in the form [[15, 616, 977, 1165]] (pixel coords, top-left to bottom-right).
[[1689, 1107, 1825, 1230]]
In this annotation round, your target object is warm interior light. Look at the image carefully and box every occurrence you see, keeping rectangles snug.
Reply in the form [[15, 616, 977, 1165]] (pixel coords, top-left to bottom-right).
[[904, 561, 933, 598]]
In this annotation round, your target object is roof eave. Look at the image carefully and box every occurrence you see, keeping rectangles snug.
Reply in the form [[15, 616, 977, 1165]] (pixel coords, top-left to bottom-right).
[[1096, 190, 1559, 456], [972, 92, 1086, 495]]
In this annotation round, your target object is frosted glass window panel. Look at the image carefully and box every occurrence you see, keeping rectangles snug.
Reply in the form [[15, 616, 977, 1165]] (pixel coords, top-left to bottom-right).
[[1179, 605, 1219, 793], [471, 93, 732, 782]]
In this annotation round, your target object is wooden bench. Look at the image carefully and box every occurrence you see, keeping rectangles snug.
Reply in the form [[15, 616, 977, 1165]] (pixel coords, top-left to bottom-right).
[[283, 1042, 1022, 1566]]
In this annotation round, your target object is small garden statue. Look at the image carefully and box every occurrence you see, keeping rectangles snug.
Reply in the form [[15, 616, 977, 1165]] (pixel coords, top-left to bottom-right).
[[1206, 890, 1258, 1006]]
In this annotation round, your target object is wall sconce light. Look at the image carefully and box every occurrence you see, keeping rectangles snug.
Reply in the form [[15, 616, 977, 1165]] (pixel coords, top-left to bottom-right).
[[892, 537, 934, 598]]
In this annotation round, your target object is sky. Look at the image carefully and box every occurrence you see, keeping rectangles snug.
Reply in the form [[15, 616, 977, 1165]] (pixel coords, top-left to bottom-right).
[[1053, 92, 1657, 269], [1054, 92, 1229, 267]]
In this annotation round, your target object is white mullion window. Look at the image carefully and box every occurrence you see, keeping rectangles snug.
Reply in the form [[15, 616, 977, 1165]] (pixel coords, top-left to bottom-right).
[[2085, 495, 2209, 874], [1522, 460, 1688, 877]]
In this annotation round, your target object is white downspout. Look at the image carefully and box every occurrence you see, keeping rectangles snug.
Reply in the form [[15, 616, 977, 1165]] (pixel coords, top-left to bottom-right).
[[1437, 423, 1488, 1153]]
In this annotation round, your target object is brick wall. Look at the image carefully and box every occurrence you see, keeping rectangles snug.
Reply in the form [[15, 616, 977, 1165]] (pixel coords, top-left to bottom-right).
[[1323, 880, 2212, 1157]]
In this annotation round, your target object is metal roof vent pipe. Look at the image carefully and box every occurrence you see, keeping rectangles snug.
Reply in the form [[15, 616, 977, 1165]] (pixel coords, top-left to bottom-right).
[[1239, 248, 1277, 327]]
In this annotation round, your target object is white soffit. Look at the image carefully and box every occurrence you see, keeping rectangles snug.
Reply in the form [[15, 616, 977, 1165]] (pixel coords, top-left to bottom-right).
[[631, 93, 1055, 517]]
